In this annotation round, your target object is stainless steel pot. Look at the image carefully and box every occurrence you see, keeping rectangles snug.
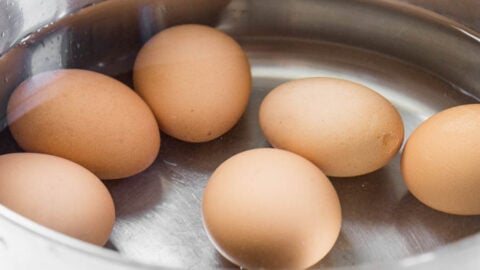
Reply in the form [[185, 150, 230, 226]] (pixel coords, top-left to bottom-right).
[[0, 0, 479, 269]]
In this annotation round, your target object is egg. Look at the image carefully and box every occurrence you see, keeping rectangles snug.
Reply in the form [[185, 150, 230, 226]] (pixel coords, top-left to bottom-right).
[[0, 153, 115, 245], [133, 24, 251, 143], [202, 148, 341, 269], [401, 104, 480, 215], [7, 69, 161, 180], [259, 77, 404, 177]]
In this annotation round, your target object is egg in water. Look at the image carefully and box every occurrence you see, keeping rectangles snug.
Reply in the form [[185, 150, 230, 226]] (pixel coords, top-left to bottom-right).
[[0, 153, 115, 245], [7, 69, 161, 180], [134, 24, 251, 143], [259, 77, 404, 177], [202, 148, 341, 269], [402, 104, 480, 215]]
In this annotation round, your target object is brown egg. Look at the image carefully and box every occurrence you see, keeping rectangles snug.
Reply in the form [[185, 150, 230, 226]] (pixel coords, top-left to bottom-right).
[[259, 77, 404, 177], [0, 153, 115, 246], [133, 24, 251, 143], [7, 69, 161, 180], [401, 104, 480, 215], [202, 148, 341, 269]]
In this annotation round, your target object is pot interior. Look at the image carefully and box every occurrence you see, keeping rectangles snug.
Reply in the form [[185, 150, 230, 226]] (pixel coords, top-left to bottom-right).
[[0, 0, 479, 268]]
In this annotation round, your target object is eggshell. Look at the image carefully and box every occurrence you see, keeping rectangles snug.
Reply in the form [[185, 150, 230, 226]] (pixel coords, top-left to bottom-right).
[[202, 148, 341, 269], [7, 69, 161, 180], [133, 24, 251, 143], [259, 77, 404, 177], [401, 104, 480, 215], [0, 153, 115, 246]]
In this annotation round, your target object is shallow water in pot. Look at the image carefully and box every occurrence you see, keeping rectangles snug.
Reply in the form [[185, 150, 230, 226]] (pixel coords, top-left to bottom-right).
[[0, 0, 480, 269], [3, 37, 479, 268]]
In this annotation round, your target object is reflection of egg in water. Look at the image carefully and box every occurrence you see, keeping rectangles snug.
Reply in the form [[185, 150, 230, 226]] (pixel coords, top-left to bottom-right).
[[7, 69, 161, 180], [259, 77, 404, 177], [402, 104, 480, 215], [0, 153, 115, 246], [202, 148, 341, 269], [134, 24, 251, 143]]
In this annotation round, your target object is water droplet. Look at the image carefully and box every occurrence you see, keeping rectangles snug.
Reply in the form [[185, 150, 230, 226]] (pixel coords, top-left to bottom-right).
[[19, 34, 33, 45], [0, 32, 5, 38], [97, 62, 105, 68], [4, 77, 9, 83], [76, 43, 81, 49]]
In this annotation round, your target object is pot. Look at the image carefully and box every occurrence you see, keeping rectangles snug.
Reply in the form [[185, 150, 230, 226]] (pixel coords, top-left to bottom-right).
[[0, 0, 479, 269]]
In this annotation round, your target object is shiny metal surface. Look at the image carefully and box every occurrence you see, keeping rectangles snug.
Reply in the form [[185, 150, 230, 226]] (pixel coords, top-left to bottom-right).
[[0, 0, 480, 269]]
